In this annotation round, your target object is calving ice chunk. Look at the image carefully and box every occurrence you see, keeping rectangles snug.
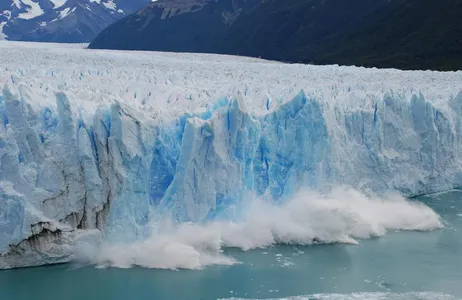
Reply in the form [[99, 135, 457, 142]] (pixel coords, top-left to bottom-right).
[[0, 41, 461, 269]]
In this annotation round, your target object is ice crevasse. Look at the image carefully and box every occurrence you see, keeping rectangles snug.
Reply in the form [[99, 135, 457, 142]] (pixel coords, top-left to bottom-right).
[[1, 42, 462, 268]]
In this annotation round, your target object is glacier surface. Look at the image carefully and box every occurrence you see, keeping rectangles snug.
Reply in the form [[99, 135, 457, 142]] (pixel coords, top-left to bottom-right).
[[0, 41, 461, 268]]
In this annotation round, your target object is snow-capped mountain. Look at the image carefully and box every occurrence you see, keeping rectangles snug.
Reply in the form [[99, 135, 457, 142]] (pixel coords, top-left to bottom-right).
[[0, 0, 150, 42]]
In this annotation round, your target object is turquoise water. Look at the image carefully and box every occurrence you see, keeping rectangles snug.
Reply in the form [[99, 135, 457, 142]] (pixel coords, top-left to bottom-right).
[[1, 191, 462, 300]]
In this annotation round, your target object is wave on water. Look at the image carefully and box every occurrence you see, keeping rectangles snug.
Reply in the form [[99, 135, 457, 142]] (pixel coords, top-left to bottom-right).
[[221, 292, 459, 300], [74, 186, 443, 270]]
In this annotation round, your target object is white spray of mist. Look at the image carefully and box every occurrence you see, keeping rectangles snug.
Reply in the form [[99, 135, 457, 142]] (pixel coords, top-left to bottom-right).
[[74, 187, 443, 270]]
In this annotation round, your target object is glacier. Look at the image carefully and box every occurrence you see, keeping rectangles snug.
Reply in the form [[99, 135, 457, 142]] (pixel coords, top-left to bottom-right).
[[0, 41, 461, 268]]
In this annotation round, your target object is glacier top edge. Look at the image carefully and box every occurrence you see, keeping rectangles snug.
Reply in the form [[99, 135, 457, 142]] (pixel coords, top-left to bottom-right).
[[0, 40, 461, 122]]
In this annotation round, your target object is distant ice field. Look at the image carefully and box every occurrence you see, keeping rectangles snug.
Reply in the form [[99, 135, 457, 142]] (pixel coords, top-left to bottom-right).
[[1, 40, 461, 120]]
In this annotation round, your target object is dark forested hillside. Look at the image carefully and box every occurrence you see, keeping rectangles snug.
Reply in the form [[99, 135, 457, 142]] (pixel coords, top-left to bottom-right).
[[215, 0, 390, 62], [311, 0, 462, 71], [89, 0, 262, 52], [89, 0, 462, 71]]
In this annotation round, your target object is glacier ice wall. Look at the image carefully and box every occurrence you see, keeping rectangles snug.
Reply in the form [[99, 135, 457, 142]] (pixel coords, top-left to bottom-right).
[[1, 41, 462, 268], [1, 85, 462, 268]]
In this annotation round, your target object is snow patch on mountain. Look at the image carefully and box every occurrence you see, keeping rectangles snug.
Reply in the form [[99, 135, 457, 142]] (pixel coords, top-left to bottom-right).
[[12, 0, 21, 9], [49, 0, 67, 9], [102, 0, 116, 11], [17, 0, 44, 19], [1, 10, 11, 20], [58, 6, 74, 19], [0, 22, 6, 39]]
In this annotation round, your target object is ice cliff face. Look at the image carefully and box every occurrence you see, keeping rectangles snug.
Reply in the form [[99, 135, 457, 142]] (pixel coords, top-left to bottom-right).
[[1, 41, 462, 268]]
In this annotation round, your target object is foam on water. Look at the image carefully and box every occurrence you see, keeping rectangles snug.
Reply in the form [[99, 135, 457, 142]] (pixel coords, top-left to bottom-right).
[[74, 187, 442, 270], [221, 292, 459, 300]]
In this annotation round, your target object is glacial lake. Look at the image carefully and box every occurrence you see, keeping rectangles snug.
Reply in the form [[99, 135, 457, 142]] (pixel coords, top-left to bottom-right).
[[1, 191, 461, 300]]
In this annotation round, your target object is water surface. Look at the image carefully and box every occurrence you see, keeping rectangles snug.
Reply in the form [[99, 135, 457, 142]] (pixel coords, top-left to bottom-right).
[[1, 191, 461, 300]]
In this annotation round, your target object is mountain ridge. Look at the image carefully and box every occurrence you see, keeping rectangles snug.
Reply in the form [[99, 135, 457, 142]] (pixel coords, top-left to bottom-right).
[[0, 0, 150, 42], [89, 0, 462, 71]]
